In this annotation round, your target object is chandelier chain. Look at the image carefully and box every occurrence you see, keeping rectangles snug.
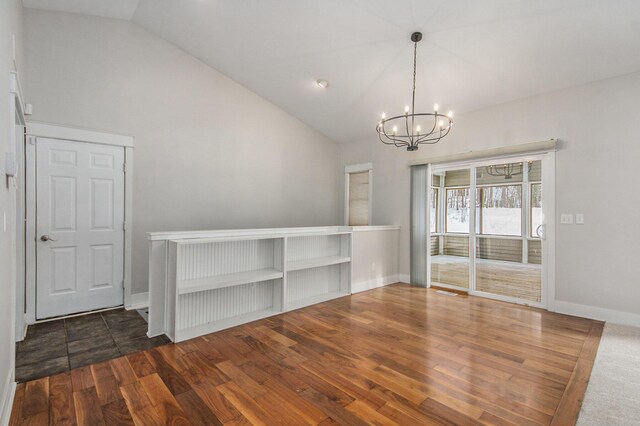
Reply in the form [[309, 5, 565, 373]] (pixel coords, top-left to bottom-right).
[[412, 41, 417, 115]]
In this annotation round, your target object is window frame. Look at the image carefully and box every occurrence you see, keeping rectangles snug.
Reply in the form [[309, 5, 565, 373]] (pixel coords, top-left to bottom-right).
[[344, 163, 373, 226]]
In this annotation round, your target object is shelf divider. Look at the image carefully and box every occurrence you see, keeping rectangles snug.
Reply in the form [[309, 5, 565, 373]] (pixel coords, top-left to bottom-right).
[[287, 255, 351, 272], [177, 268, 283, 295]]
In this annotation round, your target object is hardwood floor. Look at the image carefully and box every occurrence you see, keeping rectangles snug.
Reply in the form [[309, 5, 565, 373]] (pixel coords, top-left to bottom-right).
[[10, 284, 602, 425]]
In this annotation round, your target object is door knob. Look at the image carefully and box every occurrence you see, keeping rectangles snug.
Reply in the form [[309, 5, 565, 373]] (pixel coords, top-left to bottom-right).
[[40, 235, 56, 242]]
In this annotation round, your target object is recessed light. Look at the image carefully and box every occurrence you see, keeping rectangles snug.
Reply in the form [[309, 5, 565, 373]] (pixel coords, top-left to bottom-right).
[[316, 79, 329, 89]]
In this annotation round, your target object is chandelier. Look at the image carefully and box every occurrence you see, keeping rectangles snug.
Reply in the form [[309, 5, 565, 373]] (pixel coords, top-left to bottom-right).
[[376, 32, 453, 151], [485, 161, 532, 180]]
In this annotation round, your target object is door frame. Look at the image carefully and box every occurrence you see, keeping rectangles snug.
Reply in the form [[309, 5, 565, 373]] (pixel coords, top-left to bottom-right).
[[427, 151, 556, 311], [23, 122, 134, 325]]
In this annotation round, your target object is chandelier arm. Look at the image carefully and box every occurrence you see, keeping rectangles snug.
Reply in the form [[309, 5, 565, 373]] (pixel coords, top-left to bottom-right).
[[428, 114, 438, 135], [416, 133, 435, 144], [379, 124, 403, 145], [417, 126, 451, 144], [417, 136, 443, 145], [404, 115, 412, 144], [379, 132, 408, 148]]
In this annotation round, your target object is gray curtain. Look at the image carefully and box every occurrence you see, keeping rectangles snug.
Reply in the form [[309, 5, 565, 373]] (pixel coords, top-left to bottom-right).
[[410, 164, 429, 286]]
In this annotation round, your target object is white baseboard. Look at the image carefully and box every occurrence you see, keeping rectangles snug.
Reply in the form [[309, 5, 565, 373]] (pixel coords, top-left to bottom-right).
[[0, 369, 16, 426], [399, 274, 410, 284], [126, 292, 149, 310], [352, 275, 399, 294], [555, 300, 640, 327]]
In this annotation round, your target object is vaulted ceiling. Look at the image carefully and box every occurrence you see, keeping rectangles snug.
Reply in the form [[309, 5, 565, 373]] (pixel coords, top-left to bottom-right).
[[22, 0, 640, 142]]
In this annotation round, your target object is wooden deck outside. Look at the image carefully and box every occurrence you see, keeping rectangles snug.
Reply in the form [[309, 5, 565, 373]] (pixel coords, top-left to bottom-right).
[[432, 255, 542, 302], [10, 284, 601, 425]]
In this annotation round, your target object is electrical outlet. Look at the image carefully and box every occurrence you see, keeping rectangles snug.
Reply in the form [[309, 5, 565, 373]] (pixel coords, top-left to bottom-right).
[[576, 214, 585, 225], [560, 214, 574, 225]]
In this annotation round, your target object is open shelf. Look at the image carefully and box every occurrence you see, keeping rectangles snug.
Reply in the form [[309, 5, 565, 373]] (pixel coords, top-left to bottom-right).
[[177, 268, 283, 295], [287, 255, 351, 272]]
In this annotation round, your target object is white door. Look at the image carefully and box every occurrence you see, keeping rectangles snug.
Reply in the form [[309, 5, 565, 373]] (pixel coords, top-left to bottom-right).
[[36, 137, 125, 319]]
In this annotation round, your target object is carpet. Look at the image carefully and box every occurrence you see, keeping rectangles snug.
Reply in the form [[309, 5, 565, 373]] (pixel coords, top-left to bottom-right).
[[577, 322, 640, 425]]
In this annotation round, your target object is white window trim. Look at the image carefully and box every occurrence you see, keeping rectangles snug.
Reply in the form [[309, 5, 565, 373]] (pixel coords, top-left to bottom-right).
[[23, 122, 135, 327], [344, 162, 373, 226]]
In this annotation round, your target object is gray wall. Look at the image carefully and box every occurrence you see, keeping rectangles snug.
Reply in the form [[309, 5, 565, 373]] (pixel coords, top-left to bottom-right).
[[0, 0, 23, 412], [341, 71, 640, 317], [24, 10, 342, 295]]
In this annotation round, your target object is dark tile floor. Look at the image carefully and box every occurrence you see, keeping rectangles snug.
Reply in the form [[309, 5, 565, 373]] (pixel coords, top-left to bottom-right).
[[15, 308, 170, 383]]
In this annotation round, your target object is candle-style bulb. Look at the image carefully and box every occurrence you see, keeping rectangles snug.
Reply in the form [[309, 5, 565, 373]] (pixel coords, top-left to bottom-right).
[[381, 112, 386, 119], [439, 120, 444, 129], [447, 111, 453, 118], [434, 104, 439, 112], [416, 125, 421, 132], [392, 126, 398, 133], [405, 105, 410, 113]]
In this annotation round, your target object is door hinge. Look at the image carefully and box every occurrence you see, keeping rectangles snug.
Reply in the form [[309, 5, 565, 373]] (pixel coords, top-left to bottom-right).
[[122, 162, 127, 172], [122, 221, 126, 231], [121, 280, 125, 289]]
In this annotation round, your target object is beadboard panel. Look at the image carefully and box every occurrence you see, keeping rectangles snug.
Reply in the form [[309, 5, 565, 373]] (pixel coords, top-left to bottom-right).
[[286, 234, 343, 262], [286, 265, 341, 302], [177, 280, 278, 331], [177, 239, 279, 280]]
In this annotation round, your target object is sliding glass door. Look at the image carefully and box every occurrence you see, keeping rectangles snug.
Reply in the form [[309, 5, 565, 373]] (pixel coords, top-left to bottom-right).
[[430, 168, 472, 289], [428, 156, 548, 307]]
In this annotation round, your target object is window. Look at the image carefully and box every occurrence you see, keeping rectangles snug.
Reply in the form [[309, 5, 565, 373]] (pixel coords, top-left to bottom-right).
[[348, 171, 369, 226], [530, 183, 542, 237], [345, 163, 372, 226], [430, 187, 438, 233], [476, 185, 522, 236], [446, 188, 470, 233]]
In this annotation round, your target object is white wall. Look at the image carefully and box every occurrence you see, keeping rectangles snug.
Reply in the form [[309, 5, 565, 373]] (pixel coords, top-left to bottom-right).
[[351, 228, 400, 293], [341, 71, 640, 320], [0, 0, 23, 419], [23, 10, 341, 296]]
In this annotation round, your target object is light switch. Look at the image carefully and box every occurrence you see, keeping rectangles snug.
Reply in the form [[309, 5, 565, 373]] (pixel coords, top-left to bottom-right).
[[561, 214, 574, 225], [576, 214, 585, 225]]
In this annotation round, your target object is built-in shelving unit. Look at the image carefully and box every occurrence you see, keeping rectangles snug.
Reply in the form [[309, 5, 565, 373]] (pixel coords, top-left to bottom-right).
[[284, 233, 351, 311], [152, 228, 352, 342]]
